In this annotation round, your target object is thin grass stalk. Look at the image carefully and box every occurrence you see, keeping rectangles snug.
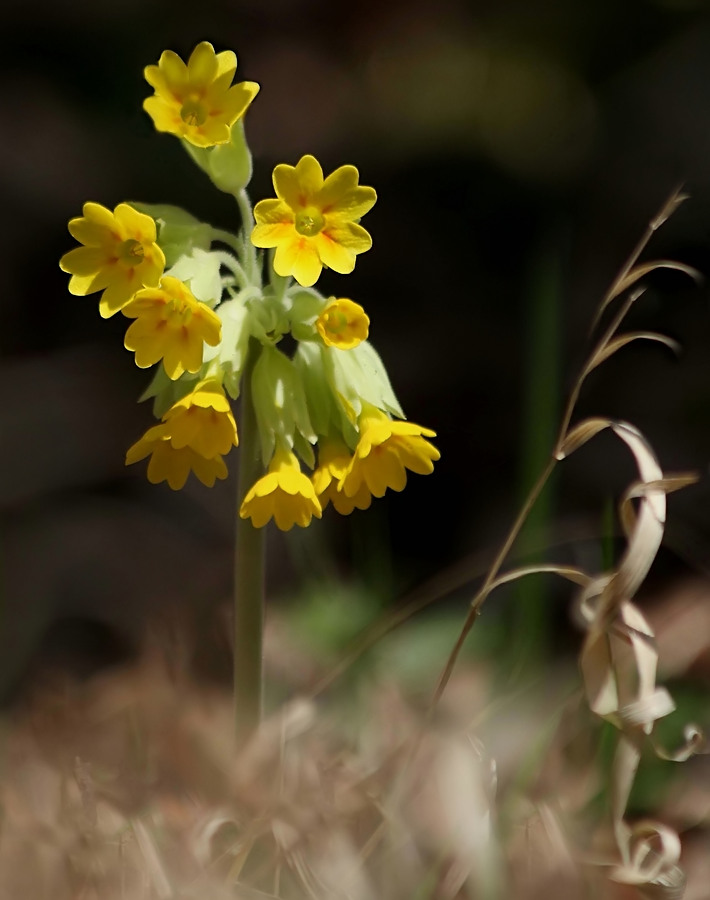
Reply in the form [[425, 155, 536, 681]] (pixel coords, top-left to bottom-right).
[[234, 340, 265, 743]]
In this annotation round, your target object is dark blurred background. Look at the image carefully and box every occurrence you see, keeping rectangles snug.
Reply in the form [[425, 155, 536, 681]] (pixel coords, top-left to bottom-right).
[[3, 0, 710, 698]]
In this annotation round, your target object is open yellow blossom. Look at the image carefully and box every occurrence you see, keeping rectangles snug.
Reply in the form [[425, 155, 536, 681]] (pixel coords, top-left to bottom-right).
[[251, 155, 376, 287], [240, 445, 322, 530], [143, 42, 260, 147], [60, 202, 165, 318], [122, 276, 222, 379], [316, 298, 369, 350], [125, 423, 228, 489], [341, 405, 440, 499], [312, 439, 372, 515]]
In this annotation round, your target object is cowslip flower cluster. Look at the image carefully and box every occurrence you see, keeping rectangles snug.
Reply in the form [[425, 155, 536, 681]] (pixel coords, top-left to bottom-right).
[[60, 41, 439, 531]]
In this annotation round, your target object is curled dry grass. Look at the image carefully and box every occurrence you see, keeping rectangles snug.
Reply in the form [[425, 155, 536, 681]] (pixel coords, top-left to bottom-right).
[[1, 188, 708, 899]]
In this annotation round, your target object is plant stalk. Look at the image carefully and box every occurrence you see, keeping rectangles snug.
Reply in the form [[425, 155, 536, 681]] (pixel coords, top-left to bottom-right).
[[233, 341, 265, 744]]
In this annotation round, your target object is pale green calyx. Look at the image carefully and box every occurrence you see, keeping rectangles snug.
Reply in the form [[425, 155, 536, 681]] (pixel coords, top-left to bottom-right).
[[128, 202, 213, 267], [168, 247, 224, 306], [202, 298, 251, 399], [251, 344, 316, 465], [323, 340, 404, 423], [182, 120, 254, 195], [288, 288, 327, 342]]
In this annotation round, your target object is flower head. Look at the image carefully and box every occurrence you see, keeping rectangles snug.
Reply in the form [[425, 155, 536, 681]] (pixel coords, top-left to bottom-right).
[[316, 298, 369, 350], [125, 423, 228, 490], [240, 445, 322, 530], [60, 202, 165, 318], [341, 406, 440, 499], [122, 276, 222, 379], [126, 378, 238, 489], [312, 439, 372, 515], [143, 42, 260, 148], [163, 379, 238, 458], [252, 155, 376, 287]]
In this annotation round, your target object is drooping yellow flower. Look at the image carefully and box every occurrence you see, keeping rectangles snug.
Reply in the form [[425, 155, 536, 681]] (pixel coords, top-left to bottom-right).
[[316, 298, 369, 350], [60, 202, 165, 318], [251, 155, 376, 287], [143, 42, 260, 148], [122, 276, 222, 379], [125, 423, 229, 490], [341, 405, 440, 499], [240, 445, 322, 530], [163, 379, 238, 458], [312, 439, 372, 515], [126, 379, 238, 489]]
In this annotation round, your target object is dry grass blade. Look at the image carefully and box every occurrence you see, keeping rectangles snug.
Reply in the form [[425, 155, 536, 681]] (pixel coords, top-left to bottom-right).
[[132, 818, 173, 899], [653, 724, 705, 762], [611, 819, 685, 898], [609, 422, 665, 599], [619, 474, 699, 539], [607, 260, 700, 306], [584, 332, 681, 375], [555, 417, 612, 460], [575, 422, 675, 726], [650, 189, 690, 229], [559, 419, 668, 602], [590, 185, 689, 332], [478, 564, 591, 603]]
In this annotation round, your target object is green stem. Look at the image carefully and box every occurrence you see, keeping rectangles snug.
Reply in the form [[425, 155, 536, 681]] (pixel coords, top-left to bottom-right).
[[211, 227, 244, 257], [211, 250, 249, 289], [235, 188, 259, 286], [234, 340, 266, 743], [236, 188, 254, 232]]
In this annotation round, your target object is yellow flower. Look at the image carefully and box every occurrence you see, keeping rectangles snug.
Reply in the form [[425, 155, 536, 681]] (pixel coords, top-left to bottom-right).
[[316, 298, 369, 350], [60, 202, 165, 318], [240, 445, 322, 530], [126, 379, 238, 489], [163, 379, 238, 458], [251, 155, 376, 287], [341, 406, 440, 499], [125, 424, 228, 490], [143, 41, 260, 148], [312, 439, 372, 515], [122, 276, 222, 379]]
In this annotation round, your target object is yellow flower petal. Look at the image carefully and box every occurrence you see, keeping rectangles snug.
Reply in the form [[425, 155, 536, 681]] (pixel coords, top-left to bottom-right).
[[60, 246, 110, 278], [273, 237, 322, 287], [187, 41, 220, 88], [318, 166, 377, 218], [313, 439, 372, 515]]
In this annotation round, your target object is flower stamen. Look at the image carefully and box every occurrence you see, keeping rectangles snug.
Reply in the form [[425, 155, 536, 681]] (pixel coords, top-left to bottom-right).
[[118, 238, 145, 265], [180, 98, 208, 127], [295, 209, 324, 237]]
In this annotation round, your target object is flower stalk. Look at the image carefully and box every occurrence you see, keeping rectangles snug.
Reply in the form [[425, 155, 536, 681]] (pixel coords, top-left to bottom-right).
[[233, 340, 265, 742]]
